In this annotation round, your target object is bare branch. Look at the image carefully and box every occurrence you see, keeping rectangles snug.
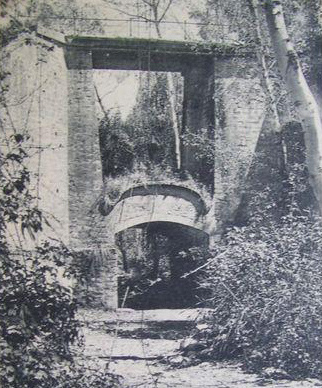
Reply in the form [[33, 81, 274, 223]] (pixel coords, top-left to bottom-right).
[[102, 2, 153, 23], [94, 84, 107, 115], [141, 0, 154, 7], [158, 0, 173, 23], [181, 249, 229, 279]]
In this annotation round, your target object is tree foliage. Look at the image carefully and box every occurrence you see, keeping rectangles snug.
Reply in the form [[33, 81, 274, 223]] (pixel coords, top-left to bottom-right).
[[99, 72, 183, 176]]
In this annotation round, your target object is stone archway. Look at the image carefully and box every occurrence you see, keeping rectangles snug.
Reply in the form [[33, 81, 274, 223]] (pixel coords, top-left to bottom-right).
[[64, 37, 215, 309], [99, 183, 210, 309], [116, 222, 209, 309], [106, 184, 208, 234]]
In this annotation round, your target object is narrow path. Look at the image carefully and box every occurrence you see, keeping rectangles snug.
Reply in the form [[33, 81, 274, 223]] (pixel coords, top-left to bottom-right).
[[76, 309, 322, 388]]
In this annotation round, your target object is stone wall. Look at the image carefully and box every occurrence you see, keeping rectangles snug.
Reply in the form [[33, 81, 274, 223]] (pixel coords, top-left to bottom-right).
[[77, 246, 120, 310], [1, 34, 117, 307], [1, 34, 70, 245], [213, 56, 267, 229]]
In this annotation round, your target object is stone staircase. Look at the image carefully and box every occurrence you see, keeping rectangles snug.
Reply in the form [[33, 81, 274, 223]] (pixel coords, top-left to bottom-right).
[[74, 309, 321, 387], [77, 308, 204, 361]]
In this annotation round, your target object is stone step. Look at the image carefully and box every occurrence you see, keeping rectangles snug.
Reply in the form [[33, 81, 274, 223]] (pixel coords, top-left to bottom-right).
[[103, 320, 195, 339], [78, 308, 207, 323], [81, 328, 180, 360], [76, 308, 211, 360], [77, 308, 210, 340]]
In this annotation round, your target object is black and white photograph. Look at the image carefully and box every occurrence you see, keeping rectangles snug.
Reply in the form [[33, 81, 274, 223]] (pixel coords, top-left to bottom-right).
[[1, 0, 322, 387]]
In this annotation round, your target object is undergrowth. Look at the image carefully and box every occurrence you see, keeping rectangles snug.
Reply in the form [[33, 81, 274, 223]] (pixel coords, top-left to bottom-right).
[[193, 204, 322, 379], [99, 163, 212, 213]]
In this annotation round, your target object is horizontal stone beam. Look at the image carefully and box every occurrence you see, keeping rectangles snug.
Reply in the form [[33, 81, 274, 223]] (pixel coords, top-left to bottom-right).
[[107, 194, 207, 235]]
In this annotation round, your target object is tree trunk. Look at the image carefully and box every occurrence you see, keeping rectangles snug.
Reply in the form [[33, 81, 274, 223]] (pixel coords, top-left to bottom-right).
[[263, 0, 322, 212], [166, 72, 181, 169], [247, 0, 281, 132]]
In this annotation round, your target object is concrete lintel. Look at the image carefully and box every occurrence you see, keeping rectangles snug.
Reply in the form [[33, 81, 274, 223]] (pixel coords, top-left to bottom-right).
[[64, 36, 255, 62], [66, 36, 234, 55]]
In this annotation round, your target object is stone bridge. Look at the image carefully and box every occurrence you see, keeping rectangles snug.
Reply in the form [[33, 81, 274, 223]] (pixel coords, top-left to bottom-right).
[[106, 184, 209, 235], [4, 32, 268, 309], [84, 183, 211, 310]]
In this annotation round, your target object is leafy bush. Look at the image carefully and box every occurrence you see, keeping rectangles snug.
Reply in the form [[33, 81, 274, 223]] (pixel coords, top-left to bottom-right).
[[196, 208, 322, 379], [0, 132, 121, 387], [0, 244, 77, 387]]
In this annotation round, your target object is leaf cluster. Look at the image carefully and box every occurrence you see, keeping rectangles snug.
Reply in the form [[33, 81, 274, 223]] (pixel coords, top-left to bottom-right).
[[0, 244, 78, 387], [195, 202, 322, 379]]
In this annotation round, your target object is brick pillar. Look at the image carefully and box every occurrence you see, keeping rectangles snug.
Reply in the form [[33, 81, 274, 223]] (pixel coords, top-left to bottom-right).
[[66, 47, 103, 249], [81, 246, 119, 310], [182, 57, 214, 189], [92, 246, 119, 310]]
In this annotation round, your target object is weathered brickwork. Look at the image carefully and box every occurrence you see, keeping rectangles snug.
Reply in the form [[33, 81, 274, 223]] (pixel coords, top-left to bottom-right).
[[1, 35, 70, 244], [66, 48, 103, 249], [213, 57, 267, 228], [82, 246, 120, 310]]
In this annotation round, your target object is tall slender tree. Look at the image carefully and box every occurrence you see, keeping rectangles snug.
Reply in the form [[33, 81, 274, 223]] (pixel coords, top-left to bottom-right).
[[261, 0, 322, 212], [191, 0, 322, 212]]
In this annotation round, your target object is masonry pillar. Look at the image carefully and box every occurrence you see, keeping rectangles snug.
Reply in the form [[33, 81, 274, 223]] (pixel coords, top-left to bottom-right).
[[83, 246, 120, 310], [182, 57, 214, 189], [65, 47, 103, 249], [65, 47, 119, 309]]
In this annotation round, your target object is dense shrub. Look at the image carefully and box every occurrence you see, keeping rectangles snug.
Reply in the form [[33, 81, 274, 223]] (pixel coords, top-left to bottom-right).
[[196, 208, 322, 379], [0, 244, 77, 387], [0, 132, 121, 387]]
